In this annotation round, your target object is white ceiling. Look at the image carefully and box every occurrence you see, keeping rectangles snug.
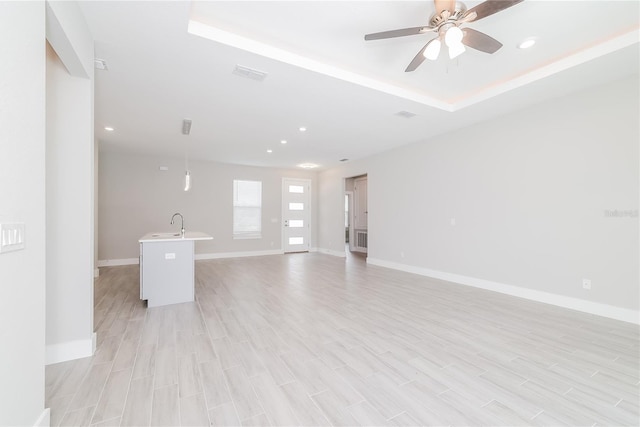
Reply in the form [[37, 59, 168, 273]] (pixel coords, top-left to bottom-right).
[[79, 1, 639, 171]]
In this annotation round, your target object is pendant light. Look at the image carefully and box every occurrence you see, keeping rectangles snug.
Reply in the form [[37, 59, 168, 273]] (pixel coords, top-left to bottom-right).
[[182, 119, 192, 192], [184, 152, 191, 192]]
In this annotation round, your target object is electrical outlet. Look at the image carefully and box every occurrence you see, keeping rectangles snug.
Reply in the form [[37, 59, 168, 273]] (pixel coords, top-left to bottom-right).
[[0, 223, 25, 253], [582, 279, 591, 290], [450, 218, 456, 226]]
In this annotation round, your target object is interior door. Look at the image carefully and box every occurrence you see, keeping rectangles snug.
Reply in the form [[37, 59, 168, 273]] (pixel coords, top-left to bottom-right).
[[354, 177, 368, 230], [353, 176, 368, 253], [282, 178, 311, 253]]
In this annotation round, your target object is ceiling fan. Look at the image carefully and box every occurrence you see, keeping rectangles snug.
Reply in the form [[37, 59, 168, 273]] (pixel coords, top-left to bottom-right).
[[364, 0, 524, 72]]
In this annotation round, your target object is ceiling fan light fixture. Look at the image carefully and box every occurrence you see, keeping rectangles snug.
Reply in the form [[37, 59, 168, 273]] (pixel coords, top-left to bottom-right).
[[444, 26, 465, 59], [448, 42, 466, 59], [364, 0, 524, 72], [423, 38, 442, 61], [444, 26, 463, 47]]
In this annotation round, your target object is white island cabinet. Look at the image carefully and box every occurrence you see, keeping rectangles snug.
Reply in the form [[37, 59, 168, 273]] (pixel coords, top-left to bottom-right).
[[139, 231, 213, 307]]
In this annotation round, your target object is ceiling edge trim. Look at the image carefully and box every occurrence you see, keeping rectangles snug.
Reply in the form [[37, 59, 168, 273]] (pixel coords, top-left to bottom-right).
[[187, 20, 638, 114], [451, 28, 640, 111]]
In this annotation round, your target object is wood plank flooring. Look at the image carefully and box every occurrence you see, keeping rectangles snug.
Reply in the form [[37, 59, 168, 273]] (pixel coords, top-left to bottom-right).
[[46, 252, 640, 426]]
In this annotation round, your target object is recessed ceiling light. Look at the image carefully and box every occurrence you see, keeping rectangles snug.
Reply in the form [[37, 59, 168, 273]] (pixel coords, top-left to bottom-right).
[[298, 163, 318, 169], [299, 127, 307, 132], [267, 149, 273, 153], [104, 126, 114, 131], [518, 38, 536, 49], [280, 140, 287, 144]]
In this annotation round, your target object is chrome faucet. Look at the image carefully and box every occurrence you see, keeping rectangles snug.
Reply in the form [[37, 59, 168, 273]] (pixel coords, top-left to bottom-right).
[[170, 212, 185, 237]]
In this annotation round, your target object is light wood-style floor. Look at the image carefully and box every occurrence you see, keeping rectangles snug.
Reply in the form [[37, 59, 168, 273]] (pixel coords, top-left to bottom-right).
[[46, 252, 639, 426]]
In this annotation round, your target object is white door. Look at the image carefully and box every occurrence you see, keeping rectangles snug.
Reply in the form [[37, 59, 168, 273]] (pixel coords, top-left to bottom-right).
[[354, 177, 368, 230], [282, 178, 311, 253], [353, 176, 368, 253]]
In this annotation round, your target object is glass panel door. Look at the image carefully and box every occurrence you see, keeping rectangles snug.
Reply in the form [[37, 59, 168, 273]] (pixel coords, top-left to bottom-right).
[[282, 178, 311, 253]]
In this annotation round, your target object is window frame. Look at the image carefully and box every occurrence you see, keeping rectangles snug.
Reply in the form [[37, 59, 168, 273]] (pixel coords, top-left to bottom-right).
[[232, 179, 263, 240]]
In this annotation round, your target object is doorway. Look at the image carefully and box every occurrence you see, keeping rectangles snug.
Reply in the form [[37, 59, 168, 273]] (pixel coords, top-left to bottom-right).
[[345, 191, 353, 249], [345, 174, 368, 254], [282, 178, 311, 253]]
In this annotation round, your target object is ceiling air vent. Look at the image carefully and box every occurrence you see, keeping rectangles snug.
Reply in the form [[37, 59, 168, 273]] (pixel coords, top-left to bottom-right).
[[232, 64, 268, 81], [395, 111, 417, 118], [94, 59, 108, 71]]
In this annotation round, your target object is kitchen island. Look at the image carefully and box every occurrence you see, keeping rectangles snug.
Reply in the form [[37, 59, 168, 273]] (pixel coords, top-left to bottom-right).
[[139, 231, 213, 307]]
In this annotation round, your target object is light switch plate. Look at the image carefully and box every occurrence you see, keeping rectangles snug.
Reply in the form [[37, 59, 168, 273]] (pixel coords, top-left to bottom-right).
[[0, 223, 25, 253]]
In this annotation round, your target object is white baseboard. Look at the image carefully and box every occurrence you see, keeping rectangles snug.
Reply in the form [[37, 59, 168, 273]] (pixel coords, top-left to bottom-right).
[[34, 408, 50, 427], [45, 337, 94, 365], [366, 258, 640, 325], [317, 247, 347, 258], [195, 249, 284, 260], [97, 258, 138, 267]]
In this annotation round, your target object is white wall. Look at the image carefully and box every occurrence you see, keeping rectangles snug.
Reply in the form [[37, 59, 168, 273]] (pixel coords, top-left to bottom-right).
[[99, 152, 318, 262], [0, 2, 47, 425], [319, 76, 639, 321], [45, 1, 95, 364], [95, 139, 100, 277]]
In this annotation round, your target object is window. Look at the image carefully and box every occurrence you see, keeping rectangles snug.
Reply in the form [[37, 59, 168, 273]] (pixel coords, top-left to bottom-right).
[[233, 180, 262, 239]]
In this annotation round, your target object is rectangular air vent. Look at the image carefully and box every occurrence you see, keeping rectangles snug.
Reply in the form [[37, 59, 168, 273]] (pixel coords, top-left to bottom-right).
[[356, 231, 368, 249], [395, 110, 417, 118], [233, 64, 268, 81], [94, 59, 108, 71]]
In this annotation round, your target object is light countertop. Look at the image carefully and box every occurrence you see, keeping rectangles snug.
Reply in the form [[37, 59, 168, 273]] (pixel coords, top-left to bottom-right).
[[139, 231, 213, 243]]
